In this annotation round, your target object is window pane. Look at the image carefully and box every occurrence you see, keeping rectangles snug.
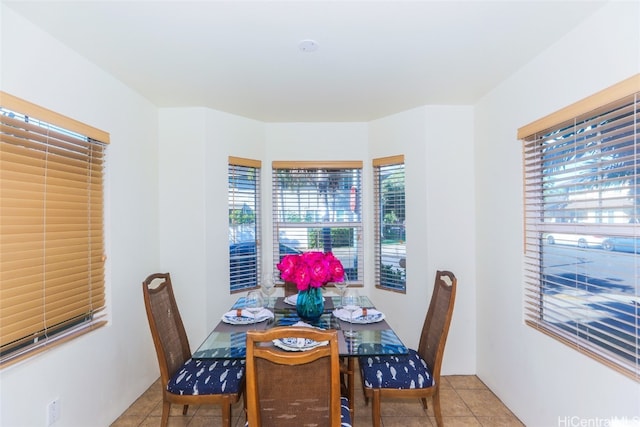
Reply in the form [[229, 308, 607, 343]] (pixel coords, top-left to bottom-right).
[[523, 93, 640, 378], [0, 97, 107, 365], [374, 158, 406, 292], [272, 165, 362, 284], [228, 159, 261, 292]]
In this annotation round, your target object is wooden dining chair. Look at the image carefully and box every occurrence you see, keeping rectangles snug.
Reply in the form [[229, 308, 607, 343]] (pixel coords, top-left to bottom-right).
[[245, 326, 352, 427], [142, 272, 245, 427], [358, 270, 457, 427]]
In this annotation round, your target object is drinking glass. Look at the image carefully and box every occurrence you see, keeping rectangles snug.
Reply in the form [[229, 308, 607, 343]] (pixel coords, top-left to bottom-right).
[[245, 290, 265, 328], [341, 289, 360, 338], [334, 277, 349, 299], [261, 272, 276, 307]]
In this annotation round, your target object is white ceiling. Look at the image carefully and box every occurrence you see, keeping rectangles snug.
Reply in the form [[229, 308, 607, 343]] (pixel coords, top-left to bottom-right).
[[5, 0, 607, 122]]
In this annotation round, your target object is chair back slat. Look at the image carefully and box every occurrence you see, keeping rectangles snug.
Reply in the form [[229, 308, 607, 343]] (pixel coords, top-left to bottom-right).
[[254, 357, 332, 424], [246, 326, 341, 427], [417, 270, 457, 381], [142, 273, 192, 384]]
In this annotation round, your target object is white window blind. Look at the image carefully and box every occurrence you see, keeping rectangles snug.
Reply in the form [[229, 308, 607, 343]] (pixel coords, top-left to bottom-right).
[[228, 157, 261, 293], [0, 92, 109, 366], [272, 161, 363, 286], [521, 75, 640, 381], [373, 156, 406, 292]]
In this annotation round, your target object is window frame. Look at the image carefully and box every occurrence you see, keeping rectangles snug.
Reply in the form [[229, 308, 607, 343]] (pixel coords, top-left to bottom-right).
[[271, 160, 363, 287], [0, 92, 109, 367], [373, 155, 406, 293], [228, 156, 262, 293], [519, 75, 640, 381]]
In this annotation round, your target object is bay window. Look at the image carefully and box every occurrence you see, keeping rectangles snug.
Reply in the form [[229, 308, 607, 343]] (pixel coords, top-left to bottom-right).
[[271, 161, 363, 286]]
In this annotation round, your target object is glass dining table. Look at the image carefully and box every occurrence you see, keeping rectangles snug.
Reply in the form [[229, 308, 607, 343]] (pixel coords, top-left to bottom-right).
[[193, 294, 407, 359], [192, 293, 408, 420]]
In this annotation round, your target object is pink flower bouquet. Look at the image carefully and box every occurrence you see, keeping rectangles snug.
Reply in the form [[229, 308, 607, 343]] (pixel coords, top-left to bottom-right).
[[276, 251, 345, 291]]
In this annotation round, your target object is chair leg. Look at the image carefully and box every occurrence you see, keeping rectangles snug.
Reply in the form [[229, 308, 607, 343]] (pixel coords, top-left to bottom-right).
[[371, 389, 382, 427], [362, 384, 370, 405], [420, 397, 429, 411], [221, 398, 232, 427], [432, 389, 444, 427], [160, 401, 171, 427], [243, 388, 248, 422], [182, 404, 189, 415], [361, 375, 370, 406]]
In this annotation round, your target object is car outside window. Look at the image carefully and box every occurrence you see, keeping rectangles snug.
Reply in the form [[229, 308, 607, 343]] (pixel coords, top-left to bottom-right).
[[228, 157, 261, 292], [520, 78, 640, 380], [374, 156, 406, 292], [271, 161, 363, 286]]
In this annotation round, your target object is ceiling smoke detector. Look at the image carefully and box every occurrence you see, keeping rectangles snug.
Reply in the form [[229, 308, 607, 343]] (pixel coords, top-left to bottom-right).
[[298, 39, 319, 53]]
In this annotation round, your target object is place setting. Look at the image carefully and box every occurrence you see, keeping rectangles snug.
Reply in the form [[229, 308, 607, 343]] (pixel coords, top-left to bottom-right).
[[271, 320, 330, 352], [333, 307, 385, 324], [332, 289, 385, 325], [221, 290, 274, 326]]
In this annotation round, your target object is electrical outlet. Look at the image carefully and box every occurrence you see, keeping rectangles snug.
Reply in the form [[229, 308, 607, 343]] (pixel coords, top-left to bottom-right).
[[47, 399, 60, 426]]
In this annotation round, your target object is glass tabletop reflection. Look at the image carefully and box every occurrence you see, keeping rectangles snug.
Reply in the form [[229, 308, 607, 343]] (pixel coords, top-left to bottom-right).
[[192, 295, 408, 360]]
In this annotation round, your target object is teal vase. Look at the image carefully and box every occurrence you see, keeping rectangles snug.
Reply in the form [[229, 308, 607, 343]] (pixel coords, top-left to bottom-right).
[[296, 287, 325, 321]]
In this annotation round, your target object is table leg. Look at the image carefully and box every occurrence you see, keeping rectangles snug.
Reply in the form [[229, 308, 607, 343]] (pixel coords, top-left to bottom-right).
[[340, 356, 355, 422]]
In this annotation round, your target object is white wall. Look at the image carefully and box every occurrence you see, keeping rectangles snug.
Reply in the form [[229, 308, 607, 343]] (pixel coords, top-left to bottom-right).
[[158, 108, 476, 377], [475, 2, 640, 426], [1, 5, 161, 427], [158, 107, 266, 346], [368, 106, 476, 374]]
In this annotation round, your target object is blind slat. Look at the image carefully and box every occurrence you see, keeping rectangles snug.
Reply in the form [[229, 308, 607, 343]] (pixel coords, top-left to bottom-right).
[[373, 158, 406, 292], [272, 163, 363, 285], [228, 158, 261, 292], [521, 85, 639, 381], [518, 74, 640, 139], [0, 94, 107, 366], [0, 91, 110, 143]]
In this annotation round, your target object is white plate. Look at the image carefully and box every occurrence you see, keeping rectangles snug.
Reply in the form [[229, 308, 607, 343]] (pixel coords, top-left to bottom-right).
[[222, 309, 273, 325], [273, 337, 329, 351], [271, 321, 329, 351], [332, 308, 385, 324], [284, 294, 326, 306]]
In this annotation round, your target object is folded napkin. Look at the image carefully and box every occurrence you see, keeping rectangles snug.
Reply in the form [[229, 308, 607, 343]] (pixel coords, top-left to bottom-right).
[[333, 308, 385, 323], [284, 294, 298, 305], [222, 308, 274, 324]]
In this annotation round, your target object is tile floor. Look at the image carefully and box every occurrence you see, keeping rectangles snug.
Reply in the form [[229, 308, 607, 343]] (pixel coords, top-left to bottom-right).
[[111, 372, 524, 427]]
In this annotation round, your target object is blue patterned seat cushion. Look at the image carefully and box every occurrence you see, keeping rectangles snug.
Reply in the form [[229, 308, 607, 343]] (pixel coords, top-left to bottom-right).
[[244, 396, 352, 426], [167, 358, 245, 395], [359, 349, 434, 389]]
